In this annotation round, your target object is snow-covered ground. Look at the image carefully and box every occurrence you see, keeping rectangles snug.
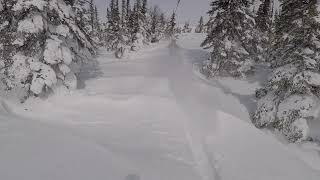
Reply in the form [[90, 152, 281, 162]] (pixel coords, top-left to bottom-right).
[[1, 33, 320, 180]]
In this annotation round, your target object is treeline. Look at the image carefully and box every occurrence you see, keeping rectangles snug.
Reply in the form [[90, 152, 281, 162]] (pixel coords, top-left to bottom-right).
[[73, 0, 180, 58], [180, 16, 207, 34], [100, 0, 171, 58], [73, 0, 177, 57], [202, 0, 320, 143]]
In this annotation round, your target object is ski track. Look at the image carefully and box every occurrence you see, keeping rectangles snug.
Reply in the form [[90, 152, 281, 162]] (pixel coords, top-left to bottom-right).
[[93, 39, 221, 180], [2, 34, 320, 180]]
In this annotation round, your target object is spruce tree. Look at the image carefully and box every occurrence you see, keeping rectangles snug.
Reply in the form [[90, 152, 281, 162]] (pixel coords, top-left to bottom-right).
[[94, 6, 104, 45], [159, 13, 167, 36], [256, 0, 273, 32], [0, 0, 95, 101], [102, 0, 164, 55], [121, 0, 127, 28], [195, 16, 205, 33], [201, 0, 258, 78], [73, 0, 95, 44], [130, 0, 149, 50], [95, 6, 99, 28], [106, 0, 128, 57], [253, 0, 320, 142], [142, 0, 147, 15], [126, 0, 131, 24], [255, 0, 274, 62], [0, 0, 17, 91], [90, 0, 95, 35], [150, 5, 161, 42], [127, 3, 136, 42], [166, 11, 176, 39], [106, 0, 118, 49]]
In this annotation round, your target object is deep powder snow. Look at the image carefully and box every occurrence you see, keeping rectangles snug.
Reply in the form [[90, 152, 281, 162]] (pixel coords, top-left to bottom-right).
[[1, 34, 320, 180]]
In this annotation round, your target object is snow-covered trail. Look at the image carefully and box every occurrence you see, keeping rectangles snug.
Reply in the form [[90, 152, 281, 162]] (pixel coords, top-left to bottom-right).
[[2, 37, 213, 180], [2, 34, 320, 180]]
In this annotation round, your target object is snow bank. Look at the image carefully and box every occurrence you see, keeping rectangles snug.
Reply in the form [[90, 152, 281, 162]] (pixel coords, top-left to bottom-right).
[[207, 111, 320, 180]]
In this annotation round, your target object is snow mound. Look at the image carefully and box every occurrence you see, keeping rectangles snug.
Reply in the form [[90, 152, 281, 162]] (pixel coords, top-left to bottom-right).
[[207, 111, 320, 180]]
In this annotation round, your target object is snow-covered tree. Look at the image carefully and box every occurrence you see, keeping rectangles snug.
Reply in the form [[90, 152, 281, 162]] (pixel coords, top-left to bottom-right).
[[253, 0, 320, 142], [94, 6, 104, 45], [165, 11, 177, 39], [195, 16, 205, 33], [201, 0, 258, 78], [256, 0, 273, 32], [1, 0, 95, 101], [182, 21, 192, 33], [125, 0, 131, 28], [89, 0, 95, 34], [121, 0, 127, 28], [158, 12, 167, 34], [105, 0, 128, 58], [0, 0, 17, 92], [73, 0, 100, 45], [106, 0, 120, 49], [101, 0, 166, 57], [130, 0, 150, 50], [74, 0, 91, 36], [149, 5, 165, 43], [255, 0, 274, 62]]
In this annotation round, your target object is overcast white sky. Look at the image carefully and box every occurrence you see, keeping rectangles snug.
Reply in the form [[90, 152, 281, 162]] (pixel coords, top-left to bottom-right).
[[94, 0, 211, 25]]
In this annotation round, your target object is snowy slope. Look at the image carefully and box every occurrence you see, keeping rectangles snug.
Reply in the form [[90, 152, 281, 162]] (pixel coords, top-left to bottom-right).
[[0, 111, 134, 180], [1, 33, 320, 180]]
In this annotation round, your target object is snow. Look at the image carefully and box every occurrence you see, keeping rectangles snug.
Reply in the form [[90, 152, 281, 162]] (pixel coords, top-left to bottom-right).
[[64, 72, 77, 90], [43, 36, 73, 65], [276, 95, 320, 141], [12, 38, 24, 46], [303, 71, 320, 86], [1, 34, 320, 180], [0, 20, 9, 30], [9, 54, 30, 82], [49, 0, 72, 19], [270, 64, 297, 85], [207, 111, 320, 180], [30, 63, 57, 94], [254, 92, 278, 127], [59, 63, 71, 75], [43, 36, 63, 64], [56, 24, 70, 37], [304, 48, 314, 55], [304, 56, 318, 68], [278, 95, 320, 121], [0, 108, 134, 180], [61, 46, 73, 65], [13, 0, 47, 11], [17, 15, 44, 33], [0, 58, 3, 69]]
